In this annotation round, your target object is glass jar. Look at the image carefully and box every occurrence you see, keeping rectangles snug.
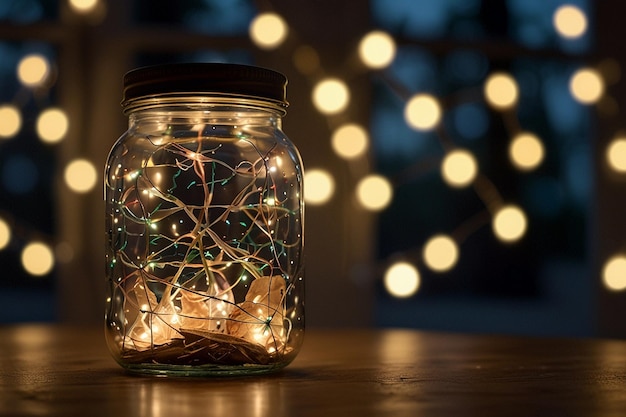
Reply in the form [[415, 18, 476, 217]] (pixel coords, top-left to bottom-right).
[[104, 63, 305, 376]]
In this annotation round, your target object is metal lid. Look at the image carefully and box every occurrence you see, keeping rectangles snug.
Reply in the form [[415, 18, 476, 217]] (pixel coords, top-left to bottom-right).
[[122, 62, 288, 108]]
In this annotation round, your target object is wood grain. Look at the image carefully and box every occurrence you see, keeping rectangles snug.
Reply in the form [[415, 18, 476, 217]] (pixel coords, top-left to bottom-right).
[[1, 324, 625, 416]]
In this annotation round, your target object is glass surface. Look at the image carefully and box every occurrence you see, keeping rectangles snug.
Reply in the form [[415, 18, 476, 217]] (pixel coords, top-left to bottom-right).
[[104, 102, 304, 375]]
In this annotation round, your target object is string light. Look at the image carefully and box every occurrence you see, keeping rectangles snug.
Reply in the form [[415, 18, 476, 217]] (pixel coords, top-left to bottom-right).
[[0, 218, 10, 250], [484, 72, 519, 110], [492, 205, 527, 243], [384, 261, 420, 298], [304, 169, 335, 205], [0, 105, 22, 139], [64, 158, 98, 193], [404, 94, 441, 131], [17, 54, 50, 88], [331, 123, 369, 160], [602, 255, 626, 291], [21, 241, 55, 276], [312, 78, 350, 115], [570, 68, 604, 104], [36, 108, 69, 143], [423, 234, 459, 272], [249, 12, 288, 50], [553, 4, 588, 39], [441, 149, 478, 188], [356, 174, 393, 211], [606, 136, 626, 173], [358, 30, 396, 69], [509, 132, 545, 171]]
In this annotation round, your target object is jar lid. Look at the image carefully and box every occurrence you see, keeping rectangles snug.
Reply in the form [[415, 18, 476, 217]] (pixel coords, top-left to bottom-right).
[[122, 62, 288, 108]]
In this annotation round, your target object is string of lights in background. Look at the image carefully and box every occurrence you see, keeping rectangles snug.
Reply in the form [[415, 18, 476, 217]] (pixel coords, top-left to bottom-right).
[[1, 0, 625, 300]]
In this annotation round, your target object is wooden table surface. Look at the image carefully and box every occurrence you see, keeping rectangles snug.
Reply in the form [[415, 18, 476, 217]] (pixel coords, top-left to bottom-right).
[[1, 324, 626, 416]]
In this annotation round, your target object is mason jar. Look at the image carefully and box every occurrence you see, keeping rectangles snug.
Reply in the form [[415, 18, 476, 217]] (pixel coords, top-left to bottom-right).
[[104, 63, 305, 376]]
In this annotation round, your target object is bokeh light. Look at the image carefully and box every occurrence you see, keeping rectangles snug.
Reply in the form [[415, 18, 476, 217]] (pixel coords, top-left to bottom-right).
[[331, 123, 369, 159], [423, 234, 459, 272], [17, 54, 50, 88], [36, 107, 69, 143], [0, 217, 11, 250], [356, 174, 393, 212], [304, 169, 335, 205], [404, 94, 441, 131], [441, 149, 478, 188], [602, 255, 626, 291], [312, 78, 350, 115], [553, 5, 587, 39], [606, 137, 626, 173], [249, 12, 288, 50], [484, 72, 519, 110], [293, 45, 320, 75], [68, 0, 99, 14], [492, 205, 527, 243], [358, 30, 396, 69], [509, 132, 545, 171], [0, 105, 22, 139], [570, 68, 604, 104], [21, 241, 55, 276], [64, 158, 98, 193], [384, 261, 420, 298]]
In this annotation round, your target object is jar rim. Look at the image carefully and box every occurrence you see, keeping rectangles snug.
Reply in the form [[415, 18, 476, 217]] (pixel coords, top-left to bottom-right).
[[121, 63, 289, 109]]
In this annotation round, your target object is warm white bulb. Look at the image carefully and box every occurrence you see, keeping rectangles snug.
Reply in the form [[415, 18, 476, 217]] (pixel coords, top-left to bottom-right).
[[509, 132, 545, 171], [17, 54, 50, 88], [484, 72, 518, 110], [64, 158, 98, 193], [0, 218, 10, 250], [0, 105, 22, 139], [493, 205, 527, 243], [602, 255, 626, 291], [356, 175, 393, 211], [331, 123, 369, 159], [553, 5, 587, 39], [606, 137, 626, 173], [423, 234, 459, 272], [249, 13, 288, 50], [36, 108, 69, 143], [358, 30, 396, 69], [21, 241, 55, 276], [384, 262, 420, 298], [441, 149, 478, 188], [404, 94, 441, 131], [570, 68, 604, 105], [304, 169, 335, 205], [312, 78, 350, 115]]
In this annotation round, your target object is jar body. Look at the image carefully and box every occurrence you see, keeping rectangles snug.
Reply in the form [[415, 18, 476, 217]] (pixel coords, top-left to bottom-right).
[[104, 102, 304, 376]]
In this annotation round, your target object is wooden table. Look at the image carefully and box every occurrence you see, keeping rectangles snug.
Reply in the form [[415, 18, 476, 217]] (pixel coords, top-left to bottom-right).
[[1, 324, 626, 416]]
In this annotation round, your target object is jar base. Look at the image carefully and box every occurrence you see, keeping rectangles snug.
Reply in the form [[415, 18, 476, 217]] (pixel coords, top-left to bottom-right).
[[120, 362, 289, 377]]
